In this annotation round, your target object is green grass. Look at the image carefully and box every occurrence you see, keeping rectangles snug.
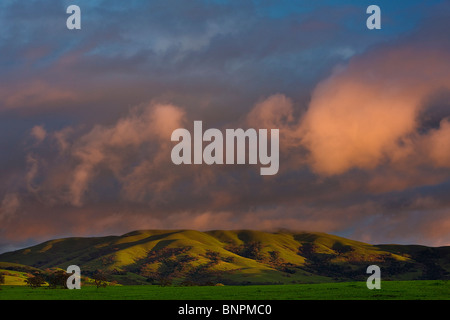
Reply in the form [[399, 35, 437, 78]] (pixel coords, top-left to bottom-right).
[[1, 281, 448, 300]]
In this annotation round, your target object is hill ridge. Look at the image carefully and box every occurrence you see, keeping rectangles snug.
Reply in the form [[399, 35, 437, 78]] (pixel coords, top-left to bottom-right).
[[1, 229, 449, 285]]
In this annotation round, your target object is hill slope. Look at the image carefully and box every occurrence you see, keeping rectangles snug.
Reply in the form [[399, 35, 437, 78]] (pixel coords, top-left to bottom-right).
[[1, 230, 449, 285]]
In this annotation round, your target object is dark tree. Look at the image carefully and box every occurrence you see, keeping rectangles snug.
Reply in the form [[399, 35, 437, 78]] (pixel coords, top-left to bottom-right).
[[222, 256, 235, 263], [224, 243, 241, 255], [298, 243, 318, 257], [269, 251, 281, 265], [205, 250, 220, 265], [184, 265, 219, 286], [0, 272, 5, 288], [92, 271, 108, 288], [332, 242, 353, 255], [158, 277, 173, 287], [25, 274, 46, 288], [155, 257, 183, 286], [46, 269, 70, 289], [242, 241, 263, 260]]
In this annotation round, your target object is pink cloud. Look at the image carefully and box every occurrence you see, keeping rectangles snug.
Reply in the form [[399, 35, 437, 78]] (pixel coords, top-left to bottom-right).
[[422, 119, 450, 168], [300, 47, 450, 176], [30, 125, 47, 144], [0, 80, 76, 110], [67, 102, 186, 206]]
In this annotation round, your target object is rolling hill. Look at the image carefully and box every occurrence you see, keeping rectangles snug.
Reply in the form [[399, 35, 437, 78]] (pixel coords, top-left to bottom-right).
[[1, 229, 449, 285]]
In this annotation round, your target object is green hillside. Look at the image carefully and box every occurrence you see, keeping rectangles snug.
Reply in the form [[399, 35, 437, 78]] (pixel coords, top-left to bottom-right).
[[0, 230, 449, 286], [0, 262, 42, 285]]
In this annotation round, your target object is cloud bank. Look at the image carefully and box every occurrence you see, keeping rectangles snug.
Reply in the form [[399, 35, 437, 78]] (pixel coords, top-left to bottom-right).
[[1, 0, 450, 252]]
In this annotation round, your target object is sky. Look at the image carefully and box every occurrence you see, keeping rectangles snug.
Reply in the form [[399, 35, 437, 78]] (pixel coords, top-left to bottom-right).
[[1, 0, 450, 253]]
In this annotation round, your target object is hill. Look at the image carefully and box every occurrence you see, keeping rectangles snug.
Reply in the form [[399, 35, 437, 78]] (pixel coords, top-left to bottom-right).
[[0, 230, 449, 285]]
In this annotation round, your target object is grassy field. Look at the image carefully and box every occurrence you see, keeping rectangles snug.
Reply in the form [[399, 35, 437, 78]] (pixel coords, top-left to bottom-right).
[[1, 281, 449, 300]]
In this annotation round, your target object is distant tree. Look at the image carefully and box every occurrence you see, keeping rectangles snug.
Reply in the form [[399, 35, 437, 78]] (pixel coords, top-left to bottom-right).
[[184, 265, 219, 286], [158, 277, 173, 287], [180, 279, 196, 286], [222, 256, 235, 263], [267, 251, 297, 274], [224, 243, 241, 255], [225, 241, 264, 260], [155, 257, 180, 286], [0, 272, 5, 288], [298, 243, 317, 257], [269, 251, 282, 266], [242, 241, 263, 260], [46, 269, 70, 289], [101, 255, 116, 266], [25, 274, 46, 288], [332, 242, 353, 255], [205, 250, 220, 265], [136, 253, 197, 286], [92, 271, 108, 288], [146, 275, 157, 285]]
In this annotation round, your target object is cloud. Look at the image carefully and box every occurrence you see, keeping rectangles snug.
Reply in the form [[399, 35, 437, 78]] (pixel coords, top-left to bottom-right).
[[422, 118, 450, 168], [0, 193, 20, 223], [246, 94, 295, 129], [1, 0, 450, 252], [0, 80, 76, 110], [3, 85, 450, 248], [67, 102, 186, 206], [30, 125, 47, 144], [300, 46, 450, 176]]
